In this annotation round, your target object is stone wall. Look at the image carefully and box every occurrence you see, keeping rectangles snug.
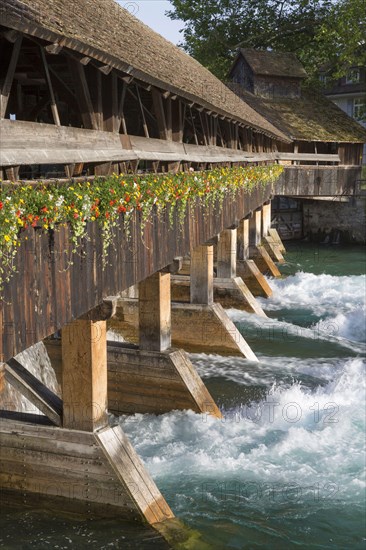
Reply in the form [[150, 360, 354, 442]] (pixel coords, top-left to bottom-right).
[[302, 197, 366, 244]]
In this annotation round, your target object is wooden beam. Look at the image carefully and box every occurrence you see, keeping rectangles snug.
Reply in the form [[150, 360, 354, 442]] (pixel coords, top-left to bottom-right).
[[118, 81, 128, 134], [48, 65, 77, 105], [135, 84, 149, 138], [189, 107, 199, 145], [95, 69, 103, 130], [0, 36, 22, 119], [103, 73, 119, 132], [172, 100, 184, 143], [99, 64, 113, 75], [5, 166, 19, 182], [39, 47, 61, 126], [199, 112, 208, 146], [166, 96, 172, 141], [2, 29, 19, 43], [44, 43, 63, 55], [152, 88, 168, 140], [64, 164, 75, 178], [5, 358, 63, 426], [67, 58, 98, 130]]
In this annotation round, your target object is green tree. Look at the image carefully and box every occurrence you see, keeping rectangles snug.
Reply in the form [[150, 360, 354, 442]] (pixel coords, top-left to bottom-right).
[[167, 0, 365, 84]]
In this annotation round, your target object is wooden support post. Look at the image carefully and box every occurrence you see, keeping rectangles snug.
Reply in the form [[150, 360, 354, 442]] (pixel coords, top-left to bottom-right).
[[262, 202, 271, 238], [166, 96, 172, 141], [103, 73, 119, 132], [217, 229, 237, 278], [64, 164, 75, 178], [136, 84, 149, 138], [62, 319, 108, 431], [171, 100, 184, 142], [189, 107, 199, 145], [118, 81, 128, 134], [96, 70, 103, 130], [39, 47, 61, 126], [249, 210, 262, 248], [152, 88, 168, 140], [139, 273, 171, 352], [5, 166, 19, 181], [237, 218, 249, 261], [199, 112, 208, 146], [190, 245, 213, 305], [67, 58, 98, 130], [0, 36, 22, 119]]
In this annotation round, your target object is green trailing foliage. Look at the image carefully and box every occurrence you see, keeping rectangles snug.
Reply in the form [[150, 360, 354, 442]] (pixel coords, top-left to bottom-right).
[[0, 164, 284, 292]]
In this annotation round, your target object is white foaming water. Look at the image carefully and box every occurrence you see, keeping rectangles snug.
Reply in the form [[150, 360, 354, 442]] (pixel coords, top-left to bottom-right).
[[121, 358, 366, 504], [191, 353, 351, 386], [226, 309, 366, 353], [260, 271, 365, 316]]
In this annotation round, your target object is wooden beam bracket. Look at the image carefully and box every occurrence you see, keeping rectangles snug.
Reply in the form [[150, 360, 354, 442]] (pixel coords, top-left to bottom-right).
[[81, 297, 118, 321], [161, 257, 183, 274]]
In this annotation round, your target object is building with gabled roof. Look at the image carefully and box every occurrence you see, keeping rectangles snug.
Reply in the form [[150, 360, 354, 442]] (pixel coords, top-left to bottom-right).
[[228, 49, 366, 165]]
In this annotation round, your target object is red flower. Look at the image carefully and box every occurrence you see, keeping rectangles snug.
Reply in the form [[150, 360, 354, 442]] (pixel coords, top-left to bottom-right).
[[0, 202, 3, 210], [118, 205, 126, 213], [73, 213, 78, 219]]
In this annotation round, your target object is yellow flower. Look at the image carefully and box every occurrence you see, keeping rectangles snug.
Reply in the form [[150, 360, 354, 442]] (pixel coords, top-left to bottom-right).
[[4, 235, 10, 242]]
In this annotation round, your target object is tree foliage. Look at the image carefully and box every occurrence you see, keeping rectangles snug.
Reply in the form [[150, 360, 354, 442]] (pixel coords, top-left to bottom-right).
[[167, 0, 366, 84]]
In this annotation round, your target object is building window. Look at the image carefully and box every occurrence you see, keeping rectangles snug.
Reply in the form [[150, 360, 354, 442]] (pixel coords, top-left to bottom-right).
[[346, 69, 360, 84], [353, 98, 365, 121]]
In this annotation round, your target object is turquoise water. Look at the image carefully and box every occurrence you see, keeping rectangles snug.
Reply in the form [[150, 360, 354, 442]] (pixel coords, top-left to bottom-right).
[[1, 242, 365, 549]]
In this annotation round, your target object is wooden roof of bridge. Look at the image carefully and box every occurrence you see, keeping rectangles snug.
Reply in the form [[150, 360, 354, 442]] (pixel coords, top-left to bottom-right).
[[228, 84, 366, 143], [0, 0, 289, 142]]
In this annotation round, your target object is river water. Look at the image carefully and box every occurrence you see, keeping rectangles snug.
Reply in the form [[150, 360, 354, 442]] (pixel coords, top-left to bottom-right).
[[0, 243, 365, 549]]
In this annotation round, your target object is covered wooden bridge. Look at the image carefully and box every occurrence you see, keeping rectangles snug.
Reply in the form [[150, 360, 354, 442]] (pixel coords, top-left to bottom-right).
[[0, 0, 364, 539]]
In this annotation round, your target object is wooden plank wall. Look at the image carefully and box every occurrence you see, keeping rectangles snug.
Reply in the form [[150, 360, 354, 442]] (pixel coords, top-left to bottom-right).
[[0, 185, 271, 362], [274, 166, 362, 196]]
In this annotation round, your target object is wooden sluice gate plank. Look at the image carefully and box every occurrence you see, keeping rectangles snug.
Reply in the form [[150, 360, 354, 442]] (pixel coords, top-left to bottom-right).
[[109, 299, 258, 360], [4, 358, 63, 426], [0, 417, 173, 523], [43, 339, 222, 417], [269, 228, 286, 253], [171, 274, 266, 316], [236, 259, 273, 298], [251, 245, 282, 277], [262, 235, 285, 263]]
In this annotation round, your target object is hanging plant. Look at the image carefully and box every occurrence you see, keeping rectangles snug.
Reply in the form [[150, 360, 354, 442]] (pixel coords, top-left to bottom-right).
[[0, 164, 283, 292]]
